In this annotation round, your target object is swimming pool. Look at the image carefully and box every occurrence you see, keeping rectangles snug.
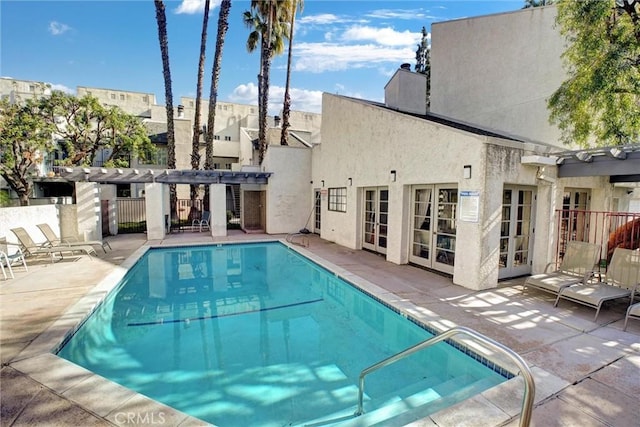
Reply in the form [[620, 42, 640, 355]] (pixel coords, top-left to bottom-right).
[[57, 242, 512, 426]]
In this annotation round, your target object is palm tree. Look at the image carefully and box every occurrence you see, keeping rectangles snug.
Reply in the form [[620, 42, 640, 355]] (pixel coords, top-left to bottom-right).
[[203, 0, 231, 212], [154, 0, 177, 216], [280, 0, 303, 146], [190, 0, 211, 217], [244, 0, 288, 164]]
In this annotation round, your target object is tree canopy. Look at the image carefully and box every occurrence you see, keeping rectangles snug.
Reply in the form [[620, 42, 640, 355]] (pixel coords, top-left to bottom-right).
[[549, 0, 640, 147], [40, 91, 154, 167], [0, 98, 55, 205], [0, 91, 154, 205]]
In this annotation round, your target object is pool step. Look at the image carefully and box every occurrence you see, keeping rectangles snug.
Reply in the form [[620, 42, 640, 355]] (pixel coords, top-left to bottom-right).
[[300, 374, 498, 427]]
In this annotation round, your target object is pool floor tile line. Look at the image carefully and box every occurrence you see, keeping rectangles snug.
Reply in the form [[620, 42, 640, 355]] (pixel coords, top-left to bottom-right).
[[126, 297, 325, 326], [1, 232, 639, 427]]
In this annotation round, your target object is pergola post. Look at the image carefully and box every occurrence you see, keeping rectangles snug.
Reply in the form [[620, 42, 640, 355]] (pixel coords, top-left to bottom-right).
[[209, 184, 227, 237], [145, 182, 166, 240], [74, 181, 102, 242]]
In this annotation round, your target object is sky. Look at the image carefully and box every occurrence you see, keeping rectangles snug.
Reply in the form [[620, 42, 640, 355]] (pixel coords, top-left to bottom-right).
[[1, 1, 525, 115]]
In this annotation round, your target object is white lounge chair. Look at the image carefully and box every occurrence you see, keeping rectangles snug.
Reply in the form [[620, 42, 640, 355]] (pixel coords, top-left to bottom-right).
[[192, 211, 210, 232], [37, 223, 111, 253], [523, 241, 600, 297], [10, 227, 97, 263], [0, 237, 28, 279], [556, 248, 640, 321], [623, 302, 640, 331]]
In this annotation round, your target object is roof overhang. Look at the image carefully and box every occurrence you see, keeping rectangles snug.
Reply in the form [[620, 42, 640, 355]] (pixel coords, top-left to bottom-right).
[[56, 167, 271, 185]]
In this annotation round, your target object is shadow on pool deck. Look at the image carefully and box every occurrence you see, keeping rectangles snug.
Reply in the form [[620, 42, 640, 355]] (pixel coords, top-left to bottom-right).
[[1, 232, 638, 426]]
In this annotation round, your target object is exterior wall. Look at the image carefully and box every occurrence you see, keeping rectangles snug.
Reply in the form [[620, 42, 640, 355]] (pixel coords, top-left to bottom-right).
[[77, 86, 155, 117], [262, 146, 312, 234], [316, 93, 551, 289], [287, 110, 322, 144], [0, 205, 59, 248], [430, 5, 567, 146], [0, 77, 51, 103]]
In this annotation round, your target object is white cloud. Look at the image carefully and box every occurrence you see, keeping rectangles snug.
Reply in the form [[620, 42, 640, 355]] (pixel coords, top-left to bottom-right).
[[49, 83, 75, 94], [365, 9, 435, 21], [174, 0, 221, 15], [293, 42, 415, 73], [299, 13, 341, 25], [229, 82, 322, 114], [229, 82, 258, 105], [299, 13, 368, 26], [342, 25, 420, 47], [48, 21, 71, 36]]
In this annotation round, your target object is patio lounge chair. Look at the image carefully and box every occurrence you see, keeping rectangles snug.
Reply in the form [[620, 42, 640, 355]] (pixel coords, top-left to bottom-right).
[[523, 241, 600, 297], [37, 223, 111, 253], [555, 248, 640, 321], [192, 211, 210, 232], [623, 302, 640, 331], [0, 237, 28, 279], [10, 227, 97, 263]]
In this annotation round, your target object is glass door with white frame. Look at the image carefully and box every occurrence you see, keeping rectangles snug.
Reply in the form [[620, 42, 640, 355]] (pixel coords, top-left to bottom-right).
[[314, 190, 321, 233], [498, 187, 535, 279], [409, 187, 433, 267], [433, 187, 458, 273], [362, 187, 388, 254]]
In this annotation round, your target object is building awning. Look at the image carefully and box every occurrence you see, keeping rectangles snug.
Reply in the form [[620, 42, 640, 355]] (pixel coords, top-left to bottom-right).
[[56, 167, 271, 185]]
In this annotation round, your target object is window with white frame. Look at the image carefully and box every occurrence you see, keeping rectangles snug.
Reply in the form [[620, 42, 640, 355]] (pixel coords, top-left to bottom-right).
[[224, 136, 231, 141], [328, 187, 347, 212]]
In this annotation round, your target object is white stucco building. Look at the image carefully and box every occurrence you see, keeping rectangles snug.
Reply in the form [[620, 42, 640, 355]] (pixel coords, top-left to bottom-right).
[[308, 5, 640, 290]]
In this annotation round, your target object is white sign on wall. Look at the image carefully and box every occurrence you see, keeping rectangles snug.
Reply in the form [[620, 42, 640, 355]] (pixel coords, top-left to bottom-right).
[[459, 190, 480, 222]]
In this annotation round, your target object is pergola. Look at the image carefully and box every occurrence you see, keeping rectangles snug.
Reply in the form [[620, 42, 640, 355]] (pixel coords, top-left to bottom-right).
[[55, 167, 272, 240], [556, 144, 640, 183], [56, 167, 272, 185]]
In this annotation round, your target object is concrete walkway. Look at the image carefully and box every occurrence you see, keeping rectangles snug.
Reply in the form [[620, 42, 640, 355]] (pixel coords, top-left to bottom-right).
[[1, 232, 638, 426]]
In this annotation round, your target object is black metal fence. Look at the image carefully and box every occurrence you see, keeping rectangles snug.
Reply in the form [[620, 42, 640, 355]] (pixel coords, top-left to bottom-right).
[[116, 198, 146, 233], [555, 209, 640, 265]]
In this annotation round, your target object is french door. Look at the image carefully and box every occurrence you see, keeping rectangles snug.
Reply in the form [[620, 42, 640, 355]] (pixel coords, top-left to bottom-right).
[[362, 187, 388, 254], [498, 187, 535, 279], [314, 189, 321, 233], [409, 185, 458, 274]]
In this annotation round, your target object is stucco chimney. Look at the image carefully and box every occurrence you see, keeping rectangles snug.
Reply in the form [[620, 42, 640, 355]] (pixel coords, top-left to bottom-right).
[[384, 66, 428, 115], [177, 105, 185, 119]]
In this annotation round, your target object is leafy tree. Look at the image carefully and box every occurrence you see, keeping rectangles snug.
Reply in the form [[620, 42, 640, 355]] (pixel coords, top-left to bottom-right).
[[40, 91, 153, 167], [0, 98, 55, 206], [549, 0, 640, 147], [204, 0, 232, 211], [415, 26, 431, 111], [523, 0, 554, 8], [103, 112, 155, 168], [154, 0, 177, 215], [280, 0, 304, 146], [244, 0, 288, 163]]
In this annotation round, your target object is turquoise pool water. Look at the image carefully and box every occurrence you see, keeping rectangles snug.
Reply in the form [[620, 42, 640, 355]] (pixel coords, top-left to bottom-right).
[[57, 242, 511, 426]]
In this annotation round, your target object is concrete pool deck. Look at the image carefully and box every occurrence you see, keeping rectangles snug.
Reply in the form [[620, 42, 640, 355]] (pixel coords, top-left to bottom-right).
[[1, 232, 638, 426]]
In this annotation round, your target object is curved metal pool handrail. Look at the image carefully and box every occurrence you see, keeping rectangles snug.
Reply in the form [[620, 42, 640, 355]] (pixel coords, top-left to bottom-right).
[[354, 325, 535, 427]]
